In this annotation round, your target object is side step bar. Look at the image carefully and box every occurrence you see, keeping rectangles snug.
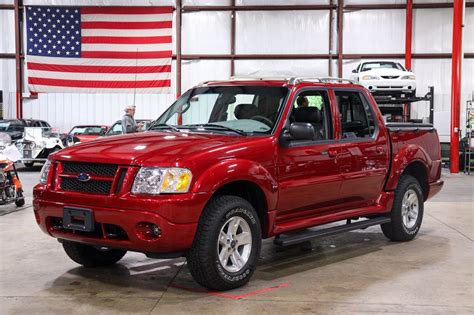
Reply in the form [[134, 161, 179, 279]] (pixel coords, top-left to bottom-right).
[[273, 217, 391, 247]]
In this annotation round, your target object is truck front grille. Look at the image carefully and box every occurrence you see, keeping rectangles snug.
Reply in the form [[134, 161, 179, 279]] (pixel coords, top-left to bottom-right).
[[62, 162, 118, 177], [60, 177, 113, 195]]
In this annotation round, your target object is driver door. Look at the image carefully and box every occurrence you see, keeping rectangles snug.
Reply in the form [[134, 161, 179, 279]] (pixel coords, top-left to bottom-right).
[[276, 88, 345, 221]]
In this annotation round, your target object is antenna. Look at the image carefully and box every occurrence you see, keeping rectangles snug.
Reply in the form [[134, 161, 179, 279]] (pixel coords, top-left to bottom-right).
[[133, 48, 138, 106]]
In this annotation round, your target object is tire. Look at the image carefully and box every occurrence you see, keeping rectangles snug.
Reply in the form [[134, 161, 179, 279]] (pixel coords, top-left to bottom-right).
[[15, 198, 25, 207], [187, 195, 262, 291], [381, 175, 424, 241], [24, 162, 34, 168], [62, 241, 127, 267]]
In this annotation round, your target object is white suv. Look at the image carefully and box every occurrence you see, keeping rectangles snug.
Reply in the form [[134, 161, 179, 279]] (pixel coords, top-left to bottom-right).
[[351, 61, 416, 98]]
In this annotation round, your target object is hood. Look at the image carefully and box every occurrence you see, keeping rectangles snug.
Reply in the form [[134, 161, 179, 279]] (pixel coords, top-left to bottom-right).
[[362, 68, 413, 76], [53, 131, 248, 166]]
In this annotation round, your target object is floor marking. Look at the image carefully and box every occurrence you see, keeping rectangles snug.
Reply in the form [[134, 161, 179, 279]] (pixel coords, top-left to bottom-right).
[[128, 265, 171, 275], [170, 282, 291, 300]]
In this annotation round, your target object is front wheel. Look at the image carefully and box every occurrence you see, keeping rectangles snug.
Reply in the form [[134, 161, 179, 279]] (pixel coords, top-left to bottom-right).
[[187, 195, 262, 291], [62, 241, 127, 267], [381, 175, 424, 241]]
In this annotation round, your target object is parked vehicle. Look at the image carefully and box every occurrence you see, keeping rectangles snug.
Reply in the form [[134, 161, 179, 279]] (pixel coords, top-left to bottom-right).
[[0, 134, 25, 207], [16, 127, 64, 167], [33, 77, 443, 291], [351, 61, 416, 99], [104, 119, 152, 136], [0, 119, 51, 143], [67, 125, 109, 143]]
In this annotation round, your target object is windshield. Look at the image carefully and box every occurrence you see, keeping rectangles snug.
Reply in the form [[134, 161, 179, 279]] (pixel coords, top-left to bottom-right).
[[70, 126, 106, 136], [0, 122, 11, 131], [154, 85, 288, 135], [361, 62, 405, 72]]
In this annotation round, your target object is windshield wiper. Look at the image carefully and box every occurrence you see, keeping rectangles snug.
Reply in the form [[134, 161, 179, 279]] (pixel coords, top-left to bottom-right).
[[148, 123, 180, 132], [183, 124, 247, 136]]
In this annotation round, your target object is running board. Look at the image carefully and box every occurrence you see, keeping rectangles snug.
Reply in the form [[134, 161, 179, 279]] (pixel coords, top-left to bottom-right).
[[273, 217, 391, 247]]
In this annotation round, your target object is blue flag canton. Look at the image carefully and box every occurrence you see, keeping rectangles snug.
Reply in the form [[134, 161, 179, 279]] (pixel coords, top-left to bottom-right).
[[26, 6, 81, 58]]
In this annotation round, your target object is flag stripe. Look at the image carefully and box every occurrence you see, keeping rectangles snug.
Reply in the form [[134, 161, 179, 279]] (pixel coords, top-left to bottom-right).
[[82, 36, 172, 44], [28, 85, 172, 93], [28, 70, 170, 81], [27, 62, 171, 73], [29, 77, 171, 88], [81, 13, 172, 22], [81, 6, 173, 15], [81, 28, 172, 37], [82, 43, 171, 52], [26, 55, 171, 66], [81, 21, 172, 30], [81, 51, 172, 59]]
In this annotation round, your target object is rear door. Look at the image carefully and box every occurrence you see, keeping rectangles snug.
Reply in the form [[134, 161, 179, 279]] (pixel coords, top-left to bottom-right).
[[276, 88, 345, 221], [333, 89, 390, 208]]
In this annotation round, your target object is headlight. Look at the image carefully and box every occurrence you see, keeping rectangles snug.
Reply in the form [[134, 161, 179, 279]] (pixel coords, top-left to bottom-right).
[[131, 167, 192, 195], [39, 160, 52, 184], [361, 75, 379, 80], [401, 75, 416, 80]]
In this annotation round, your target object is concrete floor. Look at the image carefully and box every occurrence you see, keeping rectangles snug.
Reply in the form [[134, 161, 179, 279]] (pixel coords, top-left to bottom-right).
[[1, 167, 473, 314]]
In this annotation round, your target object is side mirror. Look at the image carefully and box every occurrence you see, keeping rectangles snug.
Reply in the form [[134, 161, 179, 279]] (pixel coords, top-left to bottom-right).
[[280, 122, 315, 146], [352, 69, 357, 73]]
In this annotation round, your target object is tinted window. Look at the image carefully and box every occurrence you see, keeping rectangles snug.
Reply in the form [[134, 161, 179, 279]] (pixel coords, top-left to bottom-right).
[[336, 91, 376, 139], [289, 90, 333, 141]]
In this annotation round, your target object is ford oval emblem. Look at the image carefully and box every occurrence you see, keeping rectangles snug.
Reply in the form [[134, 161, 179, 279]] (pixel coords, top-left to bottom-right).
[[77, 173, 91, 182]]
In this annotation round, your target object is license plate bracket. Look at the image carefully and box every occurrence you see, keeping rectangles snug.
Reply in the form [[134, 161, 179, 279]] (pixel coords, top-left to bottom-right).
[[63, 207, 94, 232]]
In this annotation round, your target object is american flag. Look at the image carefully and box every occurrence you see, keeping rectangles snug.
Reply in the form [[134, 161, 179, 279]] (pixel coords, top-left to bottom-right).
[[26, 6, 173, 93]]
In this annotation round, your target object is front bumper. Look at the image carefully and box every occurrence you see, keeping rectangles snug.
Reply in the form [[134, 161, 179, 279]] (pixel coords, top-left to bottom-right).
[[360, 79, 416, 94], [33, 184, 210, 254]]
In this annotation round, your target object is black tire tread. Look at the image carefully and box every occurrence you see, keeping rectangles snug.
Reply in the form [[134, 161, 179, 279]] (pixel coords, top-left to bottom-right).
[[381, 174, 424, 242], [187, 195, 261, 291], [63, 241, 126, 267]]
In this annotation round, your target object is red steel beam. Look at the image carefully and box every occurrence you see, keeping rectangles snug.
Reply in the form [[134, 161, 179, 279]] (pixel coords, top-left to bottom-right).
[[337, 0, 344, 78], [182, 5, 337, 12], [404, 0, 413, 121], [230, 0, 236, 76], [328, 0, 334, 76], [449, 0, 464, 173], [14, 0, 22, 119]]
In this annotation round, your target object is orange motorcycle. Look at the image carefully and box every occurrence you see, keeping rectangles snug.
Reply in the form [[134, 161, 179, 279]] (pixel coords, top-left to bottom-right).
[[0, 133, 25, 207]]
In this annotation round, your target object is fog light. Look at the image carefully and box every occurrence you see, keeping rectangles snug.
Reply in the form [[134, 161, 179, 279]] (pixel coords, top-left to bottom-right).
[[368, 86, 373, 90], [408, 86, 412, 89], [135, 222, 161, 241]]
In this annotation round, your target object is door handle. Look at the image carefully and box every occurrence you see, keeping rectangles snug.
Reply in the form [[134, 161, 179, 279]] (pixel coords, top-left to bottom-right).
[[376, 146, 385, 154]]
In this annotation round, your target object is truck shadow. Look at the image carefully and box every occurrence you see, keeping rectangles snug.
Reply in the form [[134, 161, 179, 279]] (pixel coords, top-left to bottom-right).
[[44, 227, 448, 312]]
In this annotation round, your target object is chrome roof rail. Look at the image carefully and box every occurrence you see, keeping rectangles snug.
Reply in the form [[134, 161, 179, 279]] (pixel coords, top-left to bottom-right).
[[230, 76, 290, 81], [288, 77, 358, 85]]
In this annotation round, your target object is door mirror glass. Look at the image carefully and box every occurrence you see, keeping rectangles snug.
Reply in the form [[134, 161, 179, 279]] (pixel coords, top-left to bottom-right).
[[352, 69, 357, 73]]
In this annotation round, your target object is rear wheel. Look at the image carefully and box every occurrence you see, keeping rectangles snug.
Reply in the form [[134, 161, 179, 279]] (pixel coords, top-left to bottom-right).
[[62, 241, 127, 267], [187, 195, 261, 291], [381, 175, 424, 241]]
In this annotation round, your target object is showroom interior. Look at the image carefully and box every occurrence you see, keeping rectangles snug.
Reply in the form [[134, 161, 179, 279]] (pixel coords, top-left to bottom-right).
[[0, 0, 473, 314]]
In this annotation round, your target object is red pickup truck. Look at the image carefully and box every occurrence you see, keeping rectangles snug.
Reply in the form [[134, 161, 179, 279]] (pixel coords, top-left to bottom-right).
[[33, 78, 443, 291]]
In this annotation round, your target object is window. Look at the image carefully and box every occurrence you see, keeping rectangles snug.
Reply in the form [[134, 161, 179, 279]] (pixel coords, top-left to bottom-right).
[[155, 86, 288, 135], [336, 91, 376, 139], [360, 62, 405, 72], [289, 90, 333, 141]]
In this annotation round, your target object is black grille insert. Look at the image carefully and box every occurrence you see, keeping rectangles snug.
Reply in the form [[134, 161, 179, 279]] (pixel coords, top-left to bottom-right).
[[61, 177, 112, 195], [62, 162, 118, 177]]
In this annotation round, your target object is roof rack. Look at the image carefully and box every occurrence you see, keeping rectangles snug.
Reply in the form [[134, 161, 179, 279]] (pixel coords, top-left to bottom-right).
[[230, 76, 290, 81], [288, 77, 357, 85]]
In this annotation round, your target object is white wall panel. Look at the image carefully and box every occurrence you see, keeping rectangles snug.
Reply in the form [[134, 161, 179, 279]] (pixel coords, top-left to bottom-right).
[[344, 10, 405, 53], [464, 8, 474, 53], [183, 0, 230, 5], [344, 0, 404, 3], [236, 11, 329, 54], [413, 8, 452, 53], [235, 59, 330, 77], [24, 0, 175, 6], [182, 12, 230, 54], [0, 11, 15, 53], [181, 59, 230, 92]]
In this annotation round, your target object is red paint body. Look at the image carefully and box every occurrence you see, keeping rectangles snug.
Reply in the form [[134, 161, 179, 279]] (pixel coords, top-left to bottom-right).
[[449, 0, 464, 173], [33, 80, 443, 255]]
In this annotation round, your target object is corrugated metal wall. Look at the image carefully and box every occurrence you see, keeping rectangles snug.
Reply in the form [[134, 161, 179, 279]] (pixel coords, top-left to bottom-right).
[[0, 0, 473, 142]]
